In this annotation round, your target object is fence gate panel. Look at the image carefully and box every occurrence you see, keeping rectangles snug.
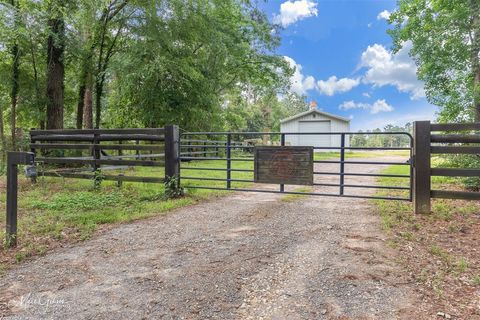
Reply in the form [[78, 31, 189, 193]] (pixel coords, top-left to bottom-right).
[[179, 131, 413, 201]]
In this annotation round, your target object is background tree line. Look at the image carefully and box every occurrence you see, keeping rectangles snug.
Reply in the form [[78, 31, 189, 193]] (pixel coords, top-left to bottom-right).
[[350, 123, 413, 148], [0, 0, 306, 162]]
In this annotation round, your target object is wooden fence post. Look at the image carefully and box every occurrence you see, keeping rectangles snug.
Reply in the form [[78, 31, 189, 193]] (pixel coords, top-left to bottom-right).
[[6, 152, 35, 247], [413, 121, 431, 214], [164, 125, 180, 183]]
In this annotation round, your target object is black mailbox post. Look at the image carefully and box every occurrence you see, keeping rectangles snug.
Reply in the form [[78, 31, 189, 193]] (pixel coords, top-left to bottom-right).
[[6, 152, 34, 247]]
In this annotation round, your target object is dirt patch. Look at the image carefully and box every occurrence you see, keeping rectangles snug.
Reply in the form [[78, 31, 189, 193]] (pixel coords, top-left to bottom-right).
[[385, 196, 480, 319]]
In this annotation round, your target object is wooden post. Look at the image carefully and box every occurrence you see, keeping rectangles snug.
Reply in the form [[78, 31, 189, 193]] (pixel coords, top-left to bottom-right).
[[29, 128, 37, 183], [6, 152, 35, 247], [413, 121, 431, 214], [118, 140, 123, 160], [93, 131, 100, 172], [164, 125, 180, 182], [6, 154, 18, 247]]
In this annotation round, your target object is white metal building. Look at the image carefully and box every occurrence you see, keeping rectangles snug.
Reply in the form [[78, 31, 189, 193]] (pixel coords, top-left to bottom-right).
[[280, 109, 350, 149]]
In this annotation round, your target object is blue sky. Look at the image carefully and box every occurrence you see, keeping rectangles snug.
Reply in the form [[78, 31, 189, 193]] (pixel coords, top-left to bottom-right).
[[260, 0, 439, 131]]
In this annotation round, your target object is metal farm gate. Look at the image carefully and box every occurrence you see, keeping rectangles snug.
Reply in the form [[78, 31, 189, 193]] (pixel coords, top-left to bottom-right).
[[178, 131, 414, 201]]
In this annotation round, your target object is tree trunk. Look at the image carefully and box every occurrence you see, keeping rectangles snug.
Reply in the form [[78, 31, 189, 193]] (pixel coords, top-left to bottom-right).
[[46, 4, 65, 129], [29, 38, 44, 130], [472, 0, 480, 121], [0, 103, 6, 162], [475, 70, 480, 122], [76, 83, 86, 129], [10, 0, 19, 150], [10, 42, 19, 150], [95, 80, 103, 128], [83, 85, 93, 129]]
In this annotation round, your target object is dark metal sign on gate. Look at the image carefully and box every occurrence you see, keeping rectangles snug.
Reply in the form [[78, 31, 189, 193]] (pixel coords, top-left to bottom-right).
[[254, 146, 314, 185]]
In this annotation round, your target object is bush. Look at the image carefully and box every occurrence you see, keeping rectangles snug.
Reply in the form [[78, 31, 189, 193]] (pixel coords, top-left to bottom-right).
[[447, 154, 480, 191]]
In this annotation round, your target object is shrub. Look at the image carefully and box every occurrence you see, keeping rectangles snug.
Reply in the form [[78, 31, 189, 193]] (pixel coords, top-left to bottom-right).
[[446, 154, 480, 191]]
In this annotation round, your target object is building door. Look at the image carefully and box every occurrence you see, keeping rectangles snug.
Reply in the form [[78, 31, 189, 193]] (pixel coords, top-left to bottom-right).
[[298, 120, 331, 147]]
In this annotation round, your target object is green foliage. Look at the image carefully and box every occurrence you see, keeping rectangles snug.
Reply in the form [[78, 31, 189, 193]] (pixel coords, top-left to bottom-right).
[[164, 176, 184, 199], [350, 123, 412, 148], [0, 0, 292, 146], [107, 0, 291, 131], [389, 0, 480, 121], [93, 169, 104, 189], [28, 190, 127, 212], [222, 91, 308, 133], [454, 257, 469, 273], [443, 154, 480, 190]]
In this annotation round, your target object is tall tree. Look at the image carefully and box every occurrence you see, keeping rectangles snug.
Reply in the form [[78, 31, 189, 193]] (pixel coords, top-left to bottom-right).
[[46, 0, 65, 129], [472, 0, 480, 121], [74, 0, 128, 129], [390, 0, 480, 122], [0, 98, 6, 162], [109, 0, 290, 131], [94, 0, 128, 128], [9, 0, 20, 149]]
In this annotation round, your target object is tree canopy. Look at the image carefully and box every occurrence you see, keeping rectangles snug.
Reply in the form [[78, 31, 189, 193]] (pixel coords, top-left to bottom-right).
[[389, 0, 480, 122], [0, 0, 301, 158]]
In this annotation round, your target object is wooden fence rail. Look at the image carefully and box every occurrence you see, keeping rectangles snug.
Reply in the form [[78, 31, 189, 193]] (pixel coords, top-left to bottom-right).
[[413, 121, 480, 214], [29, 126, 174, 183]]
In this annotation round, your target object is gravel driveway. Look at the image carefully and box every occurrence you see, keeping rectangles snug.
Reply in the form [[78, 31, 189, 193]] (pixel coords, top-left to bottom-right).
[[0, 156, 419, 319]]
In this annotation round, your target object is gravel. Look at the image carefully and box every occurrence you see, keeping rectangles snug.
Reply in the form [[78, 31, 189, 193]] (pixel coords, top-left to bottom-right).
[[0, 156, 418, 319]]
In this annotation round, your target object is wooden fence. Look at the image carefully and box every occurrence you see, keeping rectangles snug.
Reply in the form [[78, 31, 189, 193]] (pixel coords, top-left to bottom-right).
[[413, 121, 480, 214], [29, 126, 179, 183]]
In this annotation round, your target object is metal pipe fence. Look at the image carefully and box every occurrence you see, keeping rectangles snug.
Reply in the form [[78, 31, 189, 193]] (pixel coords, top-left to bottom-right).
[[179, 131, 414, 201]]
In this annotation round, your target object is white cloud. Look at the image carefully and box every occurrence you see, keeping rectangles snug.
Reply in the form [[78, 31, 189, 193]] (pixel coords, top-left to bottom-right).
[[284, 56, 316, 95], [274, 0, 318, 27], [377, 10, 391, 20], [339, 101, 359, 110], [362, 92, 371, 98], [371, 99, 394, 113], [339, 99, 394, 114], [360, 41, 425, 100], [317, 76, 360, 96]]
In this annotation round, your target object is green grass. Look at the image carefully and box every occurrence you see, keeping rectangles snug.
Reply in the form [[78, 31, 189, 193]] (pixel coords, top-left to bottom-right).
[[313, 150, 410, 161], [473, 275, 480, 286], [373, 165, 413, 230], [429, 245, 452, 262], [454, 257, 469, 274], [280, 187, 313, 202], [180, 158, 254, 191], [373, 162, 476, 230]]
